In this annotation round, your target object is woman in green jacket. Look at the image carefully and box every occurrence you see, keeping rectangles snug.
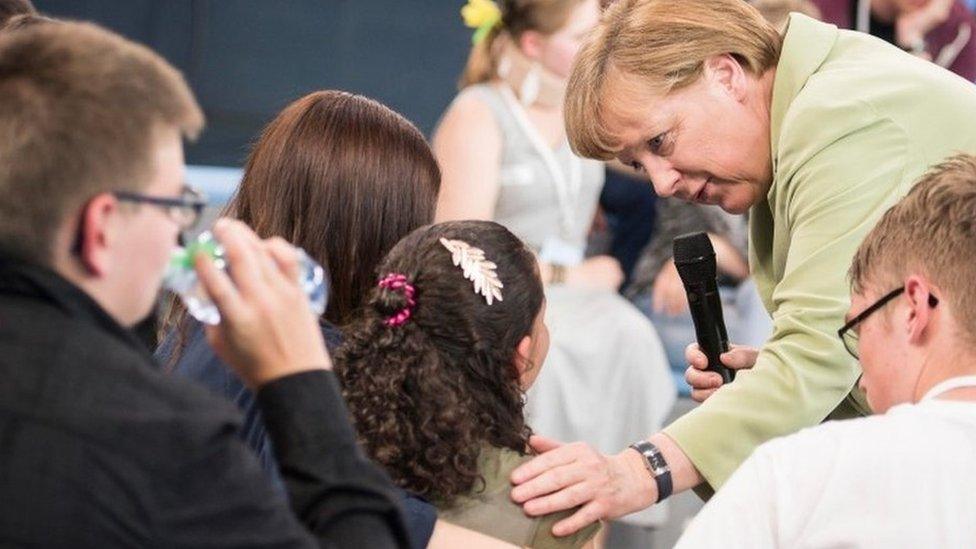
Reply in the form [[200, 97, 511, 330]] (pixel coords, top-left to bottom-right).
[[508, 0, 976, 536]]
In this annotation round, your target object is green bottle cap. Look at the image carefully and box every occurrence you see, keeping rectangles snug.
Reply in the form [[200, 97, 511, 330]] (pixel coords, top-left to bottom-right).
[[170, 238, 221, 271]]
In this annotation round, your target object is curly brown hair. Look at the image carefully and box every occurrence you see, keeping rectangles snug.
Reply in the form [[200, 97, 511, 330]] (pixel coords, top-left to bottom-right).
[[335, 220, 544, 504]]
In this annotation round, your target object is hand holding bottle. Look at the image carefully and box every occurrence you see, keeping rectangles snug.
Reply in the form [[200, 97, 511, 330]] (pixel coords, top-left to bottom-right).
[[193, 219, 331, 389]]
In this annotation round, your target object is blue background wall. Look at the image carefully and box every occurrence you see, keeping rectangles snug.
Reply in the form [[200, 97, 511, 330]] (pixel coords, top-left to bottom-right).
[[34, 1, 471, 166]]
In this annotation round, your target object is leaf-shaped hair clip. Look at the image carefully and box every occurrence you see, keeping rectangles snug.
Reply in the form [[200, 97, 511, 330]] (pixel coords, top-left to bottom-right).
[[440, 237, 504, 305]]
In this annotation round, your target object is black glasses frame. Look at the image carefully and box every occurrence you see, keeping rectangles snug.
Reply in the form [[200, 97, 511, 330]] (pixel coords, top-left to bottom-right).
[[71, 184, 209, 256], [837, 286, 939, 359], [113, 184, 208, 231]]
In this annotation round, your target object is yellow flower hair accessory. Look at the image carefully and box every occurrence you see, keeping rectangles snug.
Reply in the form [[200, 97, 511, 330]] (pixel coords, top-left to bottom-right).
[[462, 0, 503, 45]]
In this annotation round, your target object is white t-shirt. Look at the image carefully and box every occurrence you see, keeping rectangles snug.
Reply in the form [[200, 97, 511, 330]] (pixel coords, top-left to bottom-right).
[[676, 399, 976, 548]]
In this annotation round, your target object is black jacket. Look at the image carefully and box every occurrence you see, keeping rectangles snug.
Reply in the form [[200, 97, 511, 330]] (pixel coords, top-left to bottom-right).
[[0, 258, 409, 548]]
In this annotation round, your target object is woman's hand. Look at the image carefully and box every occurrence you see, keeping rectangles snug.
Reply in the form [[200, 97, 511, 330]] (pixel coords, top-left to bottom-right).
[[509, 436, 656, 536], [195, 219, 331, 389], [565, 255, 624, 290], [651, 260, 687, 316], [896, 0, 953, 54], [684, 342, 759, 402]]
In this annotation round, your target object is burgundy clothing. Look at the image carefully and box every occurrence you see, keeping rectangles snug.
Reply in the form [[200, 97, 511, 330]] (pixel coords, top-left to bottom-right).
[[813, 0, 976, 80]]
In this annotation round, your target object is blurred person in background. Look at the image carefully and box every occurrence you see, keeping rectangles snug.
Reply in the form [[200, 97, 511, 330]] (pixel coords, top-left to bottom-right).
[[595, 169, 657, 290], [814, 0, 976, 80], [433, 1, 675, 527], [750, 0, 823, 28], [677, 154, 976, 548], [505, 0, 976, 536]]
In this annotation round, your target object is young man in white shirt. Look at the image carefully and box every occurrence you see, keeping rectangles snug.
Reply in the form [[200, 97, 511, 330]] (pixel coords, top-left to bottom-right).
[[676, 153, 976, 548]]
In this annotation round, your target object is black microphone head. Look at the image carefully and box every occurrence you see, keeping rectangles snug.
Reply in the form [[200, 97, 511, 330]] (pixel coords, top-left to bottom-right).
[[673, 231, 717, 285]]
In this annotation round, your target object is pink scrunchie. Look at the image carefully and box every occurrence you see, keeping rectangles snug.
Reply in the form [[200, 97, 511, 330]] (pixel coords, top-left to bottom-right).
[[377, 273, 416, 327]]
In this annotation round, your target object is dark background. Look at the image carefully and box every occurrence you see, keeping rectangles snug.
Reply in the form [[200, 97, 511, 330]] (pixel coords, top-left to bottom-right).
[[35, 0, 471, 166]]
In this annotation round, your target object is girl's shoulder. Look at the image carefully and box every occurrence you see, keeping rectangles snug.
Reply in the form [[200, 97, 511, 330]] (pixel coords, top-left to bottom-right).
[[438, 446, 600, 548]]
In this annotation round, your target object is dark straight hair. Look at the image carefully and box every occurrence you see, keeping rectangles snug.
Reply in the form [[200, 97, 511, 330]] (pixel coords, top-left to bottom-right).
[[161, 90, 440, 357], [232, 90, 440, 325]]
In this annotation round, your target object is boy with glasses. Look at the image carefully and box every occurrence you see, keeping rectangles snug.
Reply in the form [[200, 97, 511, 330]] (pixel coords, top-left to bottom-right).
[[0, 21, 410, 547], [676, 154, 976, 548]]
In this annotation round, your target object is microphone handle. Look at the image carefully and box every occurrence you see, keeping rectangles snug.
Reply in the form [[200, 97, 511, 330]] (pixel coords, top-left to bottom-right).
[[686, 282, 734, 384]]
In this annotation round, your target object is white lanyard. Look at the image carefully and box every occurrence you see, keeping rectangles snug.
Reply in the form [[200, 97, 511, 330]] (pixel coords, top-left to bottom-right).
[[921, 375, 976, 402], [499, 86, 582, 238]]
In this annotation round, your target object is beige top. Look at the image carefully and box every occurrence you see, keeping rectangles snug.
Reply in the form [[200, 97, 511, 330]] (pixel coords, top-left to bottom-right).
[[437, 446, 600, 548]]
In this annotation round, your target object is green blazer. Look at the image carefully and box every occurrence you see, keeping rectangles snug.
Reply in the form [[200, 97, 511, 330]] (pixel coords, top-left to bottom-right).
[[664, 13, 976, 493]]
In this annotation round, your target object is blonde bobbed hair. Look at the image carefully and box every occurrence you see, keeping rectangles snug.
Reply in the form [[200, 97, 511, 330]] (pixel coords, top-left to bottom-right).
[[566, 0, 783, 160]]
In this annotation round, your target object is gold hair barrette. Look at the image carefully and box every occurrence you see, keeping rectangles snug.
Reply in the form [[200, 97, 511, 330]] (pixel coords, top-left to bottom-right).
[[440, 237, 504, 305]]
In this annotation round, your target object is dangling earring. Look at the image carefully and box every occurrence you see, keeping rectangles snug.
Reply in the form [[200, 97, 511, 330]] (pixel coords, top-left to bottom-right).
[[497, 55, 512, 79], [520, 62, 541, 106]]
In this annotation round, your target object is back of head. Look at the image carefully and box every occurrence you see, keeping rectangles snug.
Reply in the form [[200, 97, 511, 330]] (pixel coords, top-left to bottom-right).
[[336, 220, 544, 502], [0, 21, 203, 265], [565, 0, 781, 159], [231, 90, 440, 326], [0, 0, 35, 27], [1, 13, 56, 32], [849, 154, 976, 346], [460, 0, 584, 88]]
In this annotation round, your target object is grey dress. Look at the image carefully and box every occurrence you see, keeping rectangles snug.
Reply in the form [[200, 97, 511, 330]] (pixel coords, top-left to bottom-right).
[[457, 84, 676, 526]]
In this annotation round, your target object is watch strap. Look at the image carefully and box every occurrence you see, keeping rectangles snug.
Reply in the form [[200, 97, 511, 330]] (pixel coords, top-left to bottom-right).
[[629, 440, 673, 503]]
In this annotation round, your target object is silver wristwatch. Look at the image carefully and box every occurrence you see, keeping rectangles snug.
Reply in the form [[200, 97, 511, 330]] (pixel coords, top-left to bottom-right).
[[629, 440, 673, 503]]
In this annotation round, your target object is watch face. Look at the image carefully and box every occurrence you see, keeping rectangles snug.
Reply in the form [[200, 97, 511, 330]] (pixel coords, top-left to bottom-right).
[[631, 442, 670, 476], [649, 452, 669, 475]]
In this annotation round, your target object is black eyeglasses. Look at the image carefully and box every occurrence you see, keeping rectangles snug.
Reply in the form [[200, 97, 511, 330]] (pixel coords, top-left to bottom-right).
[[113, 184, 208, 231], [837, 286, 939, 359]]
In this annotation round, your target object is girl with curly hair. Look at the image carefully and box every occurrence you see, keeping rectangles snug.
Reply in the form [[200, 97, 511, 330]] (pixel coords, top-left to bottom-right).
[[336, 220, 599, 548]]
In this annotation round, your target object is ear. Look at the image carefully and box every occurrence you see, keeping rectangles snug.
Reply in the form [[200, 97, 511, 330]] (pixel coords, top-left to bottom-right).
[[77, 193, 122, 277], [903, 275, 936, 345], [703, 54, 748, 102], [518, 30, 546, 60], [514, 334, 535, 384]]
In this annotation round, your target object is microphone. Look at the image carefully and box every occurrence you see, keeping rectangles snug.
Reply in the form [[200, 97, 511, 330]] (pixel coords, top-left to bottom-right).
[[673, 232, 735, 384]]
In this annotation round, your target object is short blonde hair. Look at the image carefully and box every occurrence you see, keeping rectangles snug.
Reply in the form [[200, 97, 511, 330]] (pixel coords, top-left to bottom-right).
[[566, 0, 782, 159], [849, 154, 976, 343], [0, 21, 203, 265]]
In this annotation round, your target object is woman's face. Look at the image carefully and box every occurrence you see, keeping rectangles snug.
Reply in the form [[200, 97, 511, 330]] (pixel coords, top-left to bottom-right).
[[602, 60, 775, 214], [535, 0, 601, 79]]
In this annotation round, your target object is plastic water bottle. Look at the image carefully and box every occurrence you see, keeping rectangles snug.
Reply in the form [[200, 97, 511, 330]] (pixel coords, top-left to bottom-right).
[[162, 231, 329, 325]]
